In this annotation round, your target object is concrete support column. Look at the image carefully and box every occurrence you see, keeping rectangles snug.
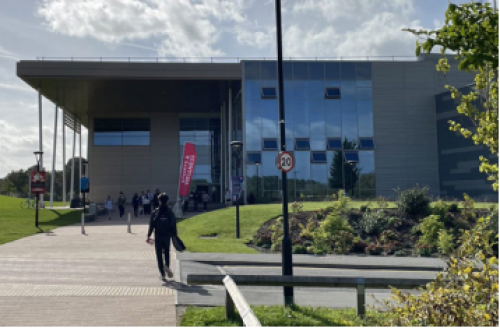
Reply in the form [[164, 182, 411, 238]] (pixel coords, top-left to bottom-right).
[[62, 119, 66, 206], [79, 130, 82, 197], [70, 127, 76, 200], [50, 105, 58, 208], [38, 91, 45, 205]]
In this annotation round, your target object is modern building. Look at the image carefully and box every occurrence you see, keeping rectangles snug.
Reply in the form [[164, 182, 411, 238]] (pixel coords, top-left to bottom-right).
[[16, 54, 496, 203]]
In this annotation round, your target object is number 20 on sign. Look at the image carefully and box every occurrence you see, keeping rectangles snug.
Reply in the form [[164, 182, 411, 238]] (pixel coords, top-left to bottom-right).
[[277, 151, 294, 173]]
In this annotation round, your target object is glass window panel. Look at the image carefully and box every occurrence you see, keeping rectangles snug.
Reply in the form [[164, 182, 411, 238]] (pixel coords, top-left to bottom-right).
[[342, 111, 358, 145], [327, 151, 344, 192], [247, 152, 262, 163], [309, 100, 324, 113], [357, 87, 372, 100], [293, 100, 309, 137], [325, 87, 341, 99], [122, 131, 149, 137], [193, 174, 211, 184], [244, 80, 261, 99], [283, 61, 293, 80], [294, 151, 311, 181], [245, 99, 261, 112], [180, 118, 196, 129], [261, 87, 277, 99], [94, 132, 122, 138], [344, 151, 359, 163], [244, 61, 260, 79], [196, 119, 210, 130], [308, 81, 324, 100], [341, 62, 356, 80], [261, 61, 277, 80], [311, 152, 327, 163], [340, 81, 356, 100], [285, 138, 294, 151], [246, 111, 262, 151], [94, 135, 122, 146], [94, 118, 122, 132], [309, 62, 324, 80], [122, 118, 149, 131], [197, 155, 210, 165], [325, 100, 342, 137], [327, 138, 342, 149], [311, 163, 328, 197], [359, 138, 375, 149], [357, 100, 374, 137], [356, 62, 372, 84], [358, 151, 375, 191], [342, 100, 357, 112], [195, 145, 210, 156], [310, 136, 325, 150], [293, 86, 308, 99], [284, 81, 294, 99], [123, 136, 149, 146], [261, 99, 279, 138], [285, 108, 294, 139], [195, 164, 211, 174], [295, 139, 310, 150], [261, 151, 279, 191], [210, 118, 221, 127], [325, 62, 340, 80], [293, 62, 308, 80], [310, 111, 325, 138], [263, 139, 278, 150], [325, 80, 340, 87]]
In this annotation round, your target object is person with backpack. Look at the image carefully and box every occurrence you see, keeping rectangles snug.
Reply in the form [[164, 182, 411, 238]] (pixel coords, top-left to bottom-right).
[[132, 193, 140, 218], [146, 193, 182, 282], [117, 191, 126, 219]]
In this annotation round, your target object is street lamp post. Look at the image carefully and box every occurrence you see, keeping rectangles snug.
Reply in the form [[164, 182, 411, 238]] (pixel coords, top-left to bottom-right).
[[82, 159, 88, 214], [275, 0, 294, 307], [34, 151, 43, 229], [230, 141, 243, 239]]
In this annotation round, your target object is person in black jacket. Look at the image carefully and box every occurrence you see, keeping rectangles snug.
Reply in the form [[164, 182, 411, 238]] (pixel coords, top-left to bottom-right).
[[146, 193, 177, 281], [132, 193, 140, 218], [152, 189, 160, 210]]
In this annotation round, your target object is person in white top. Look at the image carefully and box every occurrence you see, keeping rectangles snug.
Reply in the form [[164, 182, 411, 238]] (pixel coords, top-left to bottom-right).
[[104, 195, 113, 220], [173, 196, 184, 219]]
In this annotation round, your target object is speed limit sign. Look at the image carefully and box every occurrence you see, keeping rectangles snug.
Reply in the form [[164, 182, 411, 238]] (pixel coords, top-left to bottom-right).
[[277, 151, 294, 173]]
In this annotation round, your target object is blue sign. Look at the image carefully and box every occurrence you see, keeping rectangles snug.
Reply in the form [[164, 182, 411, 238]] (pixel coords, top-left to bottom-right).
[[80, 177, 89, 193]]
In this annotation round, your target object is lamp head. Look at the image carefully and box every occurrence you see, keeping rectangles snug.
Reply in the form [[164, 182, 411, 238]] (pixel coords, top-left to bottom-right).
[[230, 140, 243, 151], [34, 151, 43, 165]]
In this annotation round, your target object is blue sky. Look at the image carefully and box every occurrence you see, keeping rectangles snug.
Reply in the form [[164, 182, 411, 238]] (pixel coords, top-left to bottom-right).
[[0, 0, 477, 177]]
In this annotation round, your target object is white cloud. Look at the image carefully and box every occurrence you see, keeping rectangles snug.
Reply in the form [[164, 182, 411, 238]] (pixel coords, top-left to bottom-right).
[[37, 0, 246, 57]]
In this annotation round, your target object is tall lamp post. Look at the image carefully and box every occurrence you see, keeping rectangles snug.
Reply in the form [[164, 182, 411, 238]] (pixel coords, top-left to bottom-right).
[[34, 151, 43, 229], [230, 141, 243, 239], [275, 0, 294, 307]]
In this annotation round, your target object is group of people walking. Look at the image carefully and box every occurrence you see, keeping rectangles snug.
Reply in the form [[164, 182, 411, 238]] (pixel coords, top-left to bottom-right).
[[104, 189, 165, 220], [182, 189, 211, 212]]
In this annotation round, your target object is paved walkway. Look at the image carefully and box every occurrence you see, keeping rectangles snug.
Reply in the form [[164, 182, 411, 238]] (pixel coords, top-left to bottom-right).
[[0, 206, 177, 326]]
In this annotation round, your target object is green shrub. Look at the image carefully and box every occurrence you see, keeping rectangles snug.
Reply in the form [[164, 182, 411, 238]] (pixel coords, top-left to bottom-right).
[[380, 230, 399, 244], [448, 203, 459, 213], [437, 230, 454, 256], [376, 196, 389, 209], [394, 249, 407, 257], [395, 185, 431, 216], [352, 237, 368, 253], [292, 245, 307, 254], [360, 204, 370, 213], [360, 210, 398, 235], [415, 243, 434, 257], [331, 231, 354, 254], [418, 215, 445, 247], [431, 199, 449, 219], [366, 243, 384, 255], [460, 194, 476, 221], [291, 201, 304, 213]]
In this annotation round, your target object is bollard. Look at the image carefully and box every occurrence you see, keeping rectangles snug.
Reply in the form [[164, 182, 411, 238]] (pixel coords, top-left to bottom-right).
[[81, 213, 85, 235], [127, 213, 131, 233]]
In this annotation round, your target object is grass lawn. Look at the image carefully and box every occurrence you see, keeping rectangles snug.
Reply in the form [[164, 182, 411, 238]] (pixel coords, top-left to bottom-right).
[[177, 200, 496, 253], [0, 195, 82, 245], [180, 305, 389, 327]]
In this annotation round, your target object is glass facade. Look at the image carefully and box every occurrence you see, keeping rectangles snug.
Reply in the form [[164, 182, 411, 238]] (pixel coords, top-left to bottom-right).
[[244, 61, 375, 200], [94, 118, 150, 146], [179, 118, 221, 186]]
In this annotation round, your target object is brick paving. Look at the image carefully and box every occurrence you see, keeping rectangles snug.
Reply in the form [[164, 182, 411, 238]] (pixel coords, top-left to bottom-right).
[[0, 205, 177, 326]]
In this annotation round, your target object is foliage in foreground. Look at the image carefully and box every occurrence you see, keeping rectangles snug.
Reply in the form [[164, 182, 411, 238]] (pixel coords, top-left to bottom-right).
[[383, 216, 498, 326], [180, 305, 388, 327]]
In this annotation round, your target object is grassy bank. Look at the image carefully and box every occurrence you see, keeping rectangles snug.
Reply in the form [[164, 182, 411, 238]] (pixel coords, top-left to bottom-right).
[[180, 305, 389, 326], [0, 195, 82, 245]]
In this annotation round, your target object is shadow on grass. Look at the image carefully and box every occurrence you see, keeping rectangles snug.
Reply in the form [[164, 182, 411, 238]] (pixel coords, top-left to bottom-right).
[[39, 210, 81, 228]]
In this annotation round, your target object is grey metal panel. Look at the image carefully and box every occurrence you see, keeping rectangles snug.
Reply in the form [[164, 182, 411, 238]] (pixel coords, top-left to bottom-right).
[[17, 61, 241, 80]]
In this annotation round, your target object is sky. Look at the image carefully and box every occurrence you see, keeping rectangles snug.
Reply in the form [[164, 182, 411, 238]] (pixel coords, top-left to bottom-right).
[[0, 0, 476, 177]]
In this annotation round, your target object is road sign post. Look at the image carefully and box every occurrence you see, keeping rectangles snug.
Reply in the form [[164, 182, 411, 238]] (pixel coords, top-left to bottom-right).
[[277, 151, 294, 173]]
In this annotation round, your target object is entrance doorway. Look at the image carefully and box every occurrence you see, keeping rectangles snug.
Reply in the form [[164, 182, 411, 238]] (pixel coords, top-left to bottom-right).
[[195, 185, 220, 203]]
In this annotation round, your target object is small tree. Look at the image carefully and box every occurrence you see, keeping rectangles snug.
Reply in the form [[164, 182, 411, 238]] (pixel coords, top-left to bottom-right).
[[405, 2, 499, 190]]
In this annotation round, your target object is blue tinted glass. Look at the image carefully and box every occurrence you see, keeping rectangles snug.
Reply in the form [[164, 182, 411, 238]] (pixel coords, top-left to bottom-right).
[[294, 100, 309, 137], [358, 150, 375, 192], [344, 151, 359, 163], [342, 100, 356, 112], [356, 62, 371, 81], [285, 107, 294, 138], [195, 164, 211, 174], [244, 80, 261, 99], [309, 62, 325, 80], [261, 87, 277, 98], [311, 152, 327, 162], [244, 61, 260, 79], [262, 151, 279, 188], [293, 86, 308, 99], [245, 112, 262, 151], [245, 99, 261, 112], [123, 136, 149, 146], [325, 62, 340, 80], [311, 163, 327, 196], [341, 62, 356, 80], [310, 136, 325, 150], [342, 111, 358, 145], [284, 81, 294, 99], [261, 61, 277, 80], [293, 62, 308, 80], [283, 61, 293, 80], [357, 88, 372, 100], [294, 151, 311, 181], [263, 139, 278, 149], [195, 144, 210, 156], [358, 100, 373, 137], [325, 80, 340, 87], [359, 138, 375, 149], [296, 139, 310, 150], [325, 87, 341, 99], [309, 100, 324, 112], [261, 99, 279, 137], [325, 100, 341, 137], [94, 132, 122, 137], [122, 118, 149, 131], [310, 112, 325, 137], [94, 118, 122, 132], [94, 135, 122, 146], [122, 131, 149, 137], [247, 152, 262, 163], [341, 81, 356, 100], [308, 81, 324, 99], [327, 139, 342, 149]]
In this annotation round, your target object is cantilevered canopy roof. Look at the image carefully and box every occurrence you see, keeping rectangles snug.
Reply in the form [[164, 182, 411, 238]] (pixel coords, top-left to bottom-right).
[[17, 61, 242, 127]]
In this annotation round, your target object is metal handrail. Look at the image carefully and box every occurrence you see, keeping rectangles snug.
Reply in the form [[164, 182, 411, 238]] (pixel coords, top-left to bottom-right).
[[34, 55, 425, 63]]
